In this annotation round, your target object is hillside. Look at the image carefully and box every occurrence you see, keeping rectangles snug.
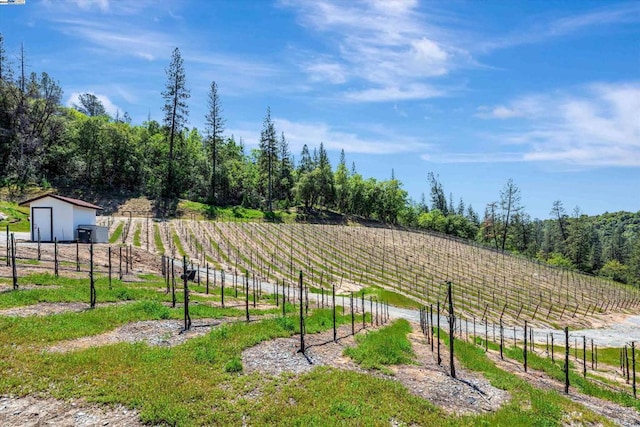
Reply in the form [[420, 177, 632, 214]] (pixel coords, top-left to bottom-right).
[[106, 215, 640, 329]]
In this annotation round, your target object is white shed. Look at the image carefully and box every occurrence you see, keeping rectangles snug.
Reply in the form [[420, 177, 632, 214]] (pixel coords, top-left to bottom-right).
[[19, 194, 104, 242]]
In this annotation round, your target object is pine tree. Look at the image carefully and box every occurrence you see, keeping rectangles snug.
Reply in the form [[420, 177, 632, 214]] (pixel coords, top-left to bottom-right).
[[205, 80, 225, 204], [278, 132, 294, 203], [298, 144, 313, 174], [499, 178, 522, 252], [162, 47, 190, 199], [334, 149, 349, 212], [0, 33, 9, 81], [259, 107, 278, 212]]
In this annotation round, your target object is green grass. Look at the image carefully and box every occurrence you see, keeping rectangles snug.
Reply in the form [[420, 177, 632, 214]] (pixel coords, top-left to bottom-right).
[[0, 201, 30, 232], [362, 286, 421, 309], [0, 269, 618, 426], [133, 223, 142, 247], [153, 223, 165, 255], [178, 200, 295, 222], [501, 341, 640, 411], [172, 229, 186, 257], [440, 330, 616, 427], [344, 318, 414, 372], [0, 274, 165, 310], [109, 222, 124, 243], [0, 305, 416, 426]]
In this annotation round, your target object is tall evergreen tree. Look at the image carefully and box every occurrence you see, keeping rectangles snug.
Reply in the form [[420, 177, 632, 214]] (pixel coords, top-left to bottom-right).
[[259, 107, 277, 211], [205, 80, 225, 204], [499, 178, 522, 252], [334, 149, 349, 212], [162, 47, 190, 199], [0, 33, 9, 82], [427, 172, 447, 215], [298, 144, 314, 174], [550, 200, 569, 241], [278, 132, 293, 203]]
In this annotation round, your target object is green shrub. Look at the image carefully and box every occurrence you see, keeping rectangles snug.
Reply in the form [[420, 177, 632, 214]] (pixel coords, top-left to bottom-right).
[[224, 357, 243, 373]]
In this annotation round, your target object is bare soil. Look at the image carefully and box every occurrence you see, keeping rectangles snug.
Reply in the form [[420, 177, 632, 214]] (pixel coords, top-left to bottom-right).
[[242, 322, 510, 416], [0, 301, 128, 318], [0, 395, 142, 427], [46, 317, 230, 353]]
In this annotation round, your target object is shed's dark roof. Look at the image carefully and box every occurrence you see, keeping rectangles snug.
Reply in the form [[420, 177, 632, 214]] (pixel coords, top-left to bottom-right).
[[19, 194, 103, 210]]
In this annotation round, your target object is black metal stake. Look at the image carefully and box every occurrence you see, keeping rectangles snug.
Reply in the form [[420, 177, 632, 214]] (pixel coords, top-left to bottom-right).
[[447, 281, 455, 378], [564, 327, 570, 394], [89, 241, 96, 308], [183, 255, 191, 331], [54, 238, 58, 277], [298, 271, 305, 354], [332, 284, 337, 342]]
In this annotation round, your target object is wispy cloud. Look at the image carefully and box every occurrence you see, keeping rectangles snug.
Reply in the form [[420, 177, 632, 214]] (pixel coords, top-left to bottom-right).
[[51, 18, 174, 61], [45, 0, 159, 15], [433, 82, 640, 167], [421, 152, 525, 164], [280, 0, 471, 102], [229, 117, 431, 155], [480, 2, 640, 51], [68, 0, 110, 12]]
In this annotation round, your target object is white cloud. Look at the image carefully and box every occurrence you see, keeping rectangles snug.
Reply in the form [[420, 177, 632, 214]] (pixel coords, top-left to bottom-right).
[[304, 62, 347, 84], [281, 0, 470, 102], [480, 3, 640, 51], [345, 84, 445, 102], [476, 105, 524, 119], [229, 118, 431, 155], [53, 18, 173, 61], [66, 92, 121, 117], [465, 82, 640, 167], [421, 152, 525, 163], [68, 0, 109, 12]]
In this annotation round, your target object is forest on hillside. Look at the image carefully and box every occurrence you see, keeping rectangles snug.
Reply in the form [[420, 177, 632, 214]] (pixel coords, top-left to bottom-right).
[[0, 37, 637, 286]]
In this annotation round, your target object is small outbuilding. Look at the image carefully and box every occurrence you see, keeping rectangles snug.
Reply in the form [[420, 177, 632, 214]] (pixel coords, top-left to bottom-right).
[[19, 194, 107, 243]]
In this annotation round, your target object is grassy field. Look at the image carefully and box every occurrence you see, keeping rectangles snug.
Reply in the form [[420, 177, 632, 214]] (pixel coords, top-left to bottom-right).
[[344, 318, 414, 372], [0, 201, 30, 232], [0, 270, 626, 426], [178, 200, 296, 222]]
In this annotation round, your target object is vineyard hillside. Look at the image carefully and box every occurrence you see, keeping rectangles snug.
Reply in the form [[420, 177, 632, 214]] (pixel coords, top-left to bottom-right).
[[106, 216, 640, 329]]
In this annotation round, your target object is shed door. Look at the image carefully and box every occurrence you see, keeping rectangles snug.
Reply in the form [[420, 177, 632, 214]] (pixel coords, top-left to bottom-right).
[[32, 207, 52, 242]]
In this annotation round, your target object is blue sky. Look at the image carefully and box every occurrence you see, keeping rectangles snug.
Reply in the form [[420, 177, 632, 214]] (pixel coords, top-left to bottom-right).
[[1, 0, 638, 219]]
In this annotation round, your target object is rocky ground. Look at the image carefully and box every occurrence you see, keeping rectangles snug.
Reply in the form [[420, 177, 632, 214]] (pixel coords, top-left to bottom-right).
[[0, 395, 142, 427], [243, 323, 510, 416]]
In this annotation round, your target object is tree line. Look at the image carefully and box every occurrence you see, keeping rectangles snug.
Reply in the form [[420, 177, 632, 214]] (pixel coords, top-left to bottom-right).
[[0, 42, 407, 219], [412, 173, 639, 286], [0, 39, 637, 285]]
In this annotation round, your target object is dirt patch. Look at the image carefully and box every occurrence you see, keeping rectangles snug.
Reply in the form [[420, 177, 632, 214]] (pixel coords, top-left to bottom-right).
[[0, 284, 60, 293], [392, 330, 508, 415], [242, 322, 509, 415], [0, 302, 129, 318], [0, 395, 141, 427], [46, 317, 228, 353], [485, 349, 640, 427]]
